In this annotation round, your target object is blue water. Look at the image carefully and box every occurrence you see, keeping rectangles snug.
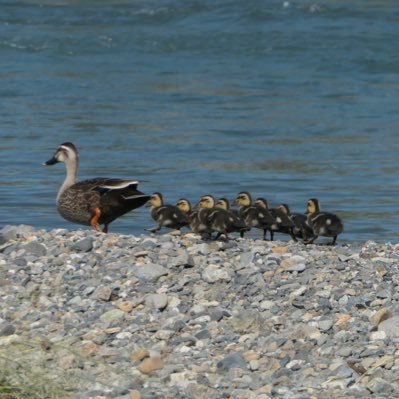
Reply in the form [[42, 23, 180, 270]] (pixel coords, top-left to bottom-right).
[[1, 0, 399, 242]]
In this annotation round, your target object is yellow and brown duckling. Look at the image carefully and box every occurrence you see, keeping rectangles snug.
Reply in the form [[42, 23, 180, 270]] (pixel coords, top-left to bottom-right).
[[146, 192, 190, 232], [198, 195, 247, 240], [235, 192, 276, 240], [190, 195, 215, 236], [277, 203, 314, 242], [255, 198, 297, 241], [175, 198, 201, 233], [305, 198, 344, 245], [44, 142, 149, 233], [215, 197, 248, 238]]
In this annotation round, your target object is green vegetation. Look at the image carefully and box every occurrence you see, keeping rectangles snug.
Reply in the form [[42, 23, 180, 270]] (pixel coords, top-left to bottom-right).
[[0, 339, 74, 399]]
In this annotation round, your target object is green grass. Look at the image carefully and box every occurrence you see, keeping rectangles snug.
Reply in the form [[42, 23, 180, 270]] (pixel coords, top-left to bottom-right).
[[0, 339, 76, 399]]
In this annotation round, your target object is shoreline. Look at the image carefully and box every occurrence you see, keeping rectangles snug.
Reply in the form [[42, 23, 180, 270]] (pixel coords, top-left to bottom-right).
[[1, 225, 399, 398]]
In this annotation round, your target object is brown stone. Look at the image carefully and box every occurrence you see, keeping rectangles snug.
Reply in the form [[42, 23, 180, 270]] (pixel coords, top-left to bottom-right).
[[335, 314, 351, 325], [138, 356, 163, 374], [80, 341, 98, 356], [244, 350, 260, 362], [117, 301, 136, 313], [96, 286, 113, 301], [129, 390, 141, 399], [376, 265, 388, 277], [130, 348, 150, 363], [272, 246, 289, 254], [370, 308, 392, 327], [58, 354, 76, 369], [105, 327, 121, 334]]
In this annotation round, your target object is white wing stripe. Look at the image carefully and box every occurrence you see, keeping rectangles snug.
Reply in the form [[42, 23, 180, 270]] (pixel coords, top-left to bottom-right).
[[99, 181, 138, 190]]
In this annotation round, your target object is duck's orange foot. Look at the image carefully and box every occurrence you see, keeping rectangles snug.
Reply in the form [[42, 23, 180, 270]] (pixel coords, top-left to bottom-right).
[[90, 208, 102, 232]]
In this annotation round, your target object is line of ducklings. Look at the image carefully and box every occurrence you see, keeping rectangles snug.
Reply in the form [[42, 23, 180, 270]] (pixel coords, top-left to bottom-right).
[[146, 191, 344, 245]]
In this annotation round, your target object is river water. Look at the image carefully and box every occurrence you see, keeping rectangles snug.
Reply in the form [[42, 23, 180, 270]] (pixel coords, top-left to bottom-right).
[[1, 0, 399, 242]]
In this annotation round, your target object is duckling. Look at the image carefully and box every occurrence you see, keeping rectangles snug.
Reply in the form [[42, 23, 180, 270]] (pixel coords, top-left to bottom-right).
[[199, 195, 246, 240], [175, 198, 201, 234], [175, 198, 194, 218], [189, 195, 216, 236], [305, 198, 344, 245], [215, 198, 239, 217], [277, 203, 314, 241], [215, 198, 248, 238], [255, 198, 297, 242], [145, 192, 190, 232], [235, 192, 276, 240], [44, 142, 149, 232]]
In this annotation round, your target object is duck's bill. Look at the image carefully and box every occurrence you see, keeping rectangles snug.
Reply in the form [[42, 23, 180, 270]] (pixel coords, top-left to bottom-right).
[[43, 156, 59, 166]]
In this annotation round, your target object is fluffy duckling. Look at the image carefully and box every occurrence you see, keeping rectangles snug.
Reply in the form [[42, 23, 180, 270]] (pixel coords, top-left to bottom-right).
[[145, 192, 190, 232], [199, 195, 246, 239], [175, 198, 194, 218], [277, 203, 314, 241], [305, 198, 344, 245], [255, 198, 296, 241], [175, 198, 202, 234], [190, 195, 215, 236], [215, 198, 248, 238], [235, 192, 276, 240]]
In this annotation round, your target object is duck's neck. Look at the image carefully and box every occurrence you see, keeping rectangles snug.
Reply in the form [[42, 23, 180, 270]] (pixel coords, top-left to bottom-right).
[[57, 158, 78, 202]]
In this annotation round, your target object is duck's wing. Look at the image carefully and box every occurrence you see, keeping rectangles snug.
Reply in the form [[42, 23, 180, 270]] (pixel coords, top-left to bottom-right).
[[89, 178, 140, 193], [76, 178, 148, 200]]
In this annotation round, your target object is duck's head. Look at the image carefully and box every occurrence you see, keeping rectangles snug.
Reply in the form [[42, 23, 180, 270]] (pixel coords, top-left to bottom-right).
[[216, 198, 230, 210], [235, 192, 252, 207], [277, 203, 291, 214], [176, 198, 192, 214], [306, 198, 320, 214], [147, 192, 164, 208], [44, 142, 79, 166], [255, 197, 269, 209], [198, 195, 215, 209]]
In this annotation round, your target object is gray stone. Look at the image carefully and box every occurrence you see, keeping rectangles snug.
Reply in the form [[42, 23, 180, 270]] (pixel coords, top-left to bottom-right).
[[239, 251, 255, 268], [217, 353, 246, 372], [376, 289, 390, 299], [71, 237, 94, 252], [378, 315, 399, 338], [195, 329, 212, 340], [99, 309, 125, 324], [21, 241, 47, 257], [202, 264, 230, 283], [367, 377, 395, 394], [335, 365, 354, 378], [145, 293, 168, 310], [318, 319, 334, 332], [0, 323, 16, 337], [0, 225, 34, 243], [131, 263, 168, 282]]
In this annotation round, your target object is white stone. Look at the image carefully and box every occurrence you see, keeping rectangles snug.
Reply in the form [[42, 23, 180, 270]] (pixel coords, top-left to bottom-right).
[[202, 264, 230, 283], [370, 330, 387, 340]]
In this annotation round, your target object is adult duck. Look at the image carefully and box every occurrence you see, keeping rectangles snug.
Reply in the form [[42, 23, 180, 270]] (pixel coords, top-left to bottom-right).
[[44, 142, 149, 232]]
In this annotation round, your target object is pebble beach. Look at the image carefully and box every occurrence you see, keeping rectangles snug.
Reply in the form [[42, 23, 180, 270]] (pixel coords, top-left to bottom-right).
[[1, 225, 399, 399]]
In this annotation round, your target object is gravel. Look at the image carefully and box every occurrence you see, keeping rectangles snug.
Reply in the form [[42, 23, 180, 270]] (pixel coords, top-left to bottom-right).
[[1, 224, 399, 398]]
